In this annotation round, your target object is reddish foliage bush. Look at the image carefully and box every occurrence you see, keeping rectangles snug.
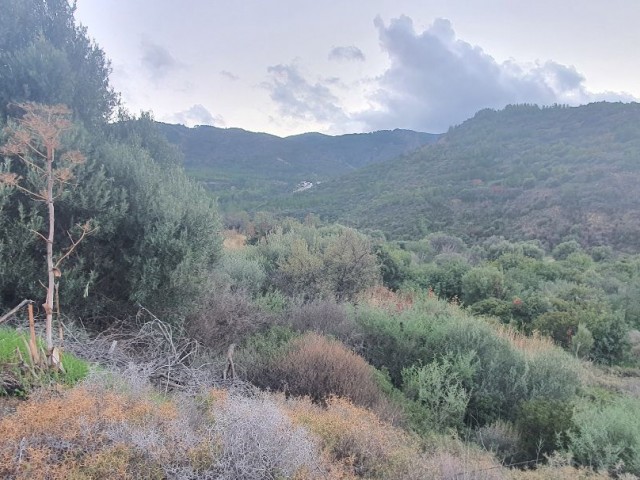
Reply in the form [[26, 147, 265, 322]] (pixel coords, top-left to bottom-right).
[[248, 332, 401, 421]]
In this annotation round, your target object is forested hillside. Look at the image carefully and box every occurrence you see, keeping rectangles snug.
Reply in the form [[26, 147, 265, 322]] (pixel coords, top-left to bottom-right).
[[157, 122, 437, 210], [274, 102, 640, 251]]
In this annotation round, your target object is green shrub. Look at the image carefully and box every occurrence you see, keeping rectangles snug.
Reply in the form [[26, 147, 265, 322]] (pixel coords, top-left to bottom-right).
[[533, 311, 577, 348], [355, 295, 582, 427], [567, 397, 640, 475], [402, 354, 473, 433], [571, 324, 595, 359], [516, 398, 574, 460], [218, 249, 267, 296], [235, 326, 299, 386], [462, 265, 506, 305], [552, 240, 582, 260], [412, 253, 470, 300], [469, 297, 513, 322]]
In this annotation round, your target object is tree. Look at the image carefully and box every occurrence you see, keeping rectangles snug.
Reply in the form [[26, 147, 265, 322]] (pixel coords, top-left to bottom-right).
[[0, 103, 93, 365], [0, 0, 118, 127]]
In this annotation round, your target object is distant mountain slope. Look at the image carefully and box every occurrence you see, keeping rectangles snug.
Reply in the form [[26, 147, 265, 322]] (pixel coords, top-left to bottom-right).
[[156, 123, 438, 209], [273, 102, 640, 251]]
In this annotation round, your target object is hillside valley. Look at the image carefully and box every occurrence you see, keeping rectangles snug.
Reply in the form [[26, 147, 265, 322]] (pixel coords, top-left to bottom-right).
[[268, 102, 640, 251], [156, 122, 437, 210]]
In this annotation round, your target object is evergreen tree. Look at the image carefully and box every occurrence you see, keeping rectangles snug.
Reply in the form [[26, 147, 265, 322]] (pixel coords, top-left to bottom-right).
[[0, 0, 118, 127]]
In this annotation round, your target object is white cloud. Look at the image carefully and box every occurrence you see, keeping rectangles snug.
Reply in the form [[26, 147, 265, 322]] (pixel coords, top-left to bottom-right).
[[220, 70, 239, 81], [164, 104, 224, 127], [328, 45, 366, 62]]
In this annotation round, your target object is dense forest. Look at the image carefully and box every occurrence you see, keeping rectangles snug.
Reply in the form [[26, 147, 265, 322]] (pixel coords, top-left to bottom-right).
[[0, 1, 639, 479]]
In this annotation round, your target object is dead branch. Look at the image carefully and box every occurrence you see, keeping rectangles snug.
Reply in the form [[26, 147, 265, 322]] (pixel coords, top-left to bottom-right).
[[223, 343, 237, 381], [62, 308, 228, 394], [0, 299, 34, 324]]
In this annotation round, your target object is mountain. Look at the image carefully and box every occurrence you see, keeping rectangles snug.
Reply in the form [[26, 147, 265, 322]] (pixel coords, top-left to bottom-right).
[[156, 123, 438, 209], [271, 102, 640, 251]]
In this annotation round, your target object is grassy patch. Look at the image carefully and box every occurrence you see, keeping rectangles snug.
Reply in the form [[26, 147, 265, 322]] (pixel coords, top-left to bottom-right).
[[0, 327, 89, 395]]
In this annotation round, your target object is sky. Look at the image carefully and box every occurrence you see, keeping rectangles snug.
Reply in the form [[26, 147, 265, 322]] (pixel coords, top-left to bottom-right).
[[75, 1, 639, 137]]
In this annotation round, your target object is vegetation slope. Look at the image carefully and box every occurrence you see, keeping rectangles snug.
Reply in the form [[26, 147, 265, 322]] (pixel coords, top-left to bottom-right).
[[157, 122, 437, 210], [272, 102, 640, 251]]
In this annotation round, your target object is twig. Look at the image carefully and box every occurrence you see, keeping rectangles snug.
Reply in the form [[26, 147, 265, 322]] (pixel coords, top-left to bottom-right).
[[54, 225, 97, 269]]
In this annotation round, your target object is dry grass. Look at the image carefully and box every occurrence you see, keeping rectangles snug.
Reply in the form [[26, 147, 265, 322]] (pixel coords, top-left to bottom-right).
[[493, 325, 556, 357], [285, 396, 506, 480], [223, 229, 247, 250], [359, 286, 415, 313]]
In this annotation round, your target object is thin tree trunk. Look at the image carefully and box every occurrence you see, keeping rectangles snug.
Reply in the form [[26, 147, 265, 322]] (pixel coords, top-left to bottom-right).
[[45, 145, 55, 358]]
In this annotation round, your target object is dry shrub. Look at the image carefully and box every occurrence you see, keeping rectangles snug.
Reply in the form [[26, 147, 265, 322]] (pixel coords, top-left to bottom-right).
[[510, 466, 615, 480], [0, 381, 180, 479], [285, 396, 505, 480], [475, 420, 522, 463], [209, 389, 327, 479], [285, 396, 419, 479], [509, 453, 617, 479], [285, 300, 362, 347], [0, 371, 331, 480], [187, 288, 271, 353], [222, 229, 247, 250], [359, 286, 415, 313], [252, 332, 400, 421]]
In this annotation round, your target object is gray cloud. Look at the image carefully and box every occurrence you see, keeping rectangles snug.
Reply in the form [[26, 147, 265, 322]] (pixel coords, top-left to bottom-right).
[[140, 40, 183, 79], [328, 45, 366, 62], [220, 70, 239, 81], [357, 16, 633, 132], [166, 104, 224, 127], [264, 64, 347, 124]]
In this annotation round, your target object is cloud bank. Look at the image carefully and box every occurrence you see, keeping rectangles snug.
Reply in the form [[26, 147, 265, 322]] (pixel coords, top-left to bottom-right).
[[357, 16, 634, 132], [263, 16, 635, 133]]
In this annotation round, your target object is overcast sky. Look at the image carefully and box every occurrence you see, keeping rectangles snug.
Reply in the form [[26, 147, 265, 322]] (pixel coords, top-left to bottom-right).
[[76, 1, 639, 136]]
